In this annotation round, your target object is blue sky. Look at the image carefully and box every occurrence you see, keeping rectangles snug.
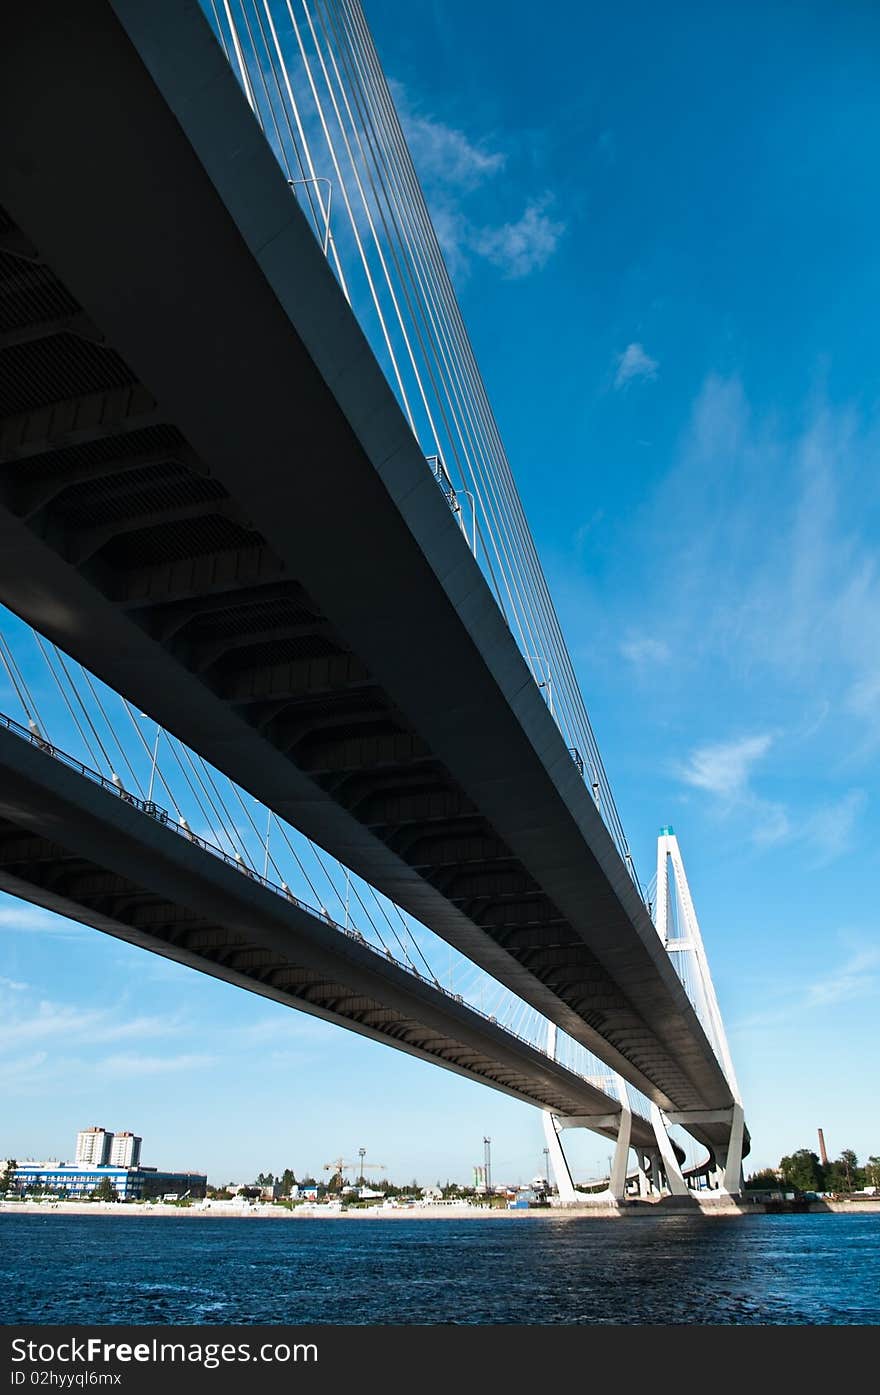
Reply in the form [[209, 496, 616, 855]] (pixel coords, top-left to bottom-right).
[[3, 0, 879, 1185]]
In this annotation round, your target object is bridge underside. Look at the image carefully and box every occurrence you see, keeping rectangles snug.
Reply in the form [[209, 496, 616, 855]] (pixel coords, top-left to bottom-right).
[[0, 723, 663, 1144], [0, 0, 744, 1158]]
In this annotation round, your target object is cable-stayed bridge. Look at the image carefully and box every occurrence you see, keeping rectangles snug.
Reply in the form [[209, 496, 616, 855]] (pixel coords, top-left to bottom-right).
[[0, 0, 746, 1196]]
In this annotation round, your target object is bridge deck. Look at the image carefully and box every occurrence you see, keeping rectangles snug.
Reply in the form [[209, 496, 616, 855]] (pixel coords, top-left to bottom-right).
[[0, 719, 659, 1146], [0, 0, 743, 1151]]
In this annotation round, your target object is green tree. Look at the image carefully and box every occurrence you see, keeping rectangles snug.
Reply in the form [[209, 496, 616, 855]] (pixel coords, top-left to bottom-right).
[[744, 1169, 779, 1190], [281, 1168, 296, 1196], [865, 1156, 880, 1189], [838, 1149, 861, 1191], [779, 1149, 821, 1193], [0, 1160, 17, 1196], [92, 1176, 118, 1202]]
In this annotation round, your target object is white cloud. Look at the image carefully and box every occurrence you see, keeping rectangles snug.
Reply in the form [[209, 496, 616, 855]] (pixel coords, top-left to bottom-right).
[[0, 995, 185, 1050], [677, 733, 865, 857], [0, 905, 89, 938], [620, 635, 670, 667], [733, 943, 880, 1030], [677, 733, 793, 846], [392, 82, 505, 191], [614, 342, 659, 389], [679, 733, 772, 800], [473, 199, 565, 279], [0, 975, 27, 992], [803, 945, 880, 1008], [391, 82, 563, 281], [98, 1052, 216, 1077]]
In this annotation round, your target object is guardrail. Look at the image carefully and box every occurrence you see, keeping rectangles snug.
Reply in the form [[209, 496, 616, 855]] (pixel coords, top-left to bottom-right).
[[0, 709, 636, 1104]]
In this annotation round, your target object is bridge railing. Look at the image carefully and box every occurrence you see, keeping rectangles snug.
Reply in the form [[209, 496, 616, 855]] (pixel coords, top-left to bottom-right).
[[0, 708, 643, 1106], [201, 0, 645, 902]]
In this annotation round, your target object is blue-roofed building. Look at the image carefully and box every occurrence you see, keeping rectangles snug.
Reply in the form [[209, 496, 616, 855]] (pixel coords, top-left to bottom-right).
[[4, 1163, 206, 1200]]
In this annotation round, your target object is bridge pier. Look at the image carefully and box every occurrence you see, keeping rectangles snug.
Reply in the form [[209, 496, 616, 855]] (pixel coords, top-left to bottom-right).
[[650, 1103, 689, 1197], [664, 1104, 745, 1196]]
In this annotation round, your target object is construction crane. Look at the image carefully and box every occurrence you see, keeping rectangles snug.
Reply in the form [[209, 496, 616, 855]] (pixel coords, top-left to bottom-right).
[[323, 1156, 386, 1190]]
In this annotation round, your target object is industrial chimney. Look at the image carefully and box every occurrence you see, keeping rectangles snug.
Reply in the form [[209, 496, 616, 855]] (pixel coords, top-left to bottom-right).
[[817, 1129, 828, 1166]]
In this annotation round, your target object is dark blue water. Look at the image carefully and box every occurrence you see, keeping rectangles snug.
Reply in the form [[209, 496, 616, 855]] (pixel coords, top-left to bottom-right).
[[2, 1213, 878, 1325]]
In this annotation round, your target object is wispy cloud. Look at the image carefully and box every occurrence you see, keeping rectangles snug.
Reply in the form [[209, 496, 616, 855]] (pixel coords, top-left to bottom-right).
[[800, 790, 867, 863], [0, 905, 90, 939], [392, 82, 564, 281], [802, 945, 880, 1007], [614, 342, 658, 389], [473, 198, 565, 279], [676, 733, 790, 845], [0, 975, 28, 993], [620, 635, 670, 667], [394, 87, 505, 191], [98, 1052, 216, 1077], [0, 993, 185, 1050], [679, 733, 773, 800], [732, 943, 880, 1031], [677, 733, 865, 857]]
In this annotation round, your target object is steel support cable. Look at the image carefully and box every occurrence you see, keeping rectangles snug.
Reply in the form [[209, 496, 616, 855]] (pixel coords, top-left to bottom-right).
[[267, 814, 409, 970], [236, 0, 297, 180], [336, 1, 619, 804], [302, 832, 419, 970], [177, 743, 248, 860], [154, 725, 230, 847], [358, 95, 592, 790], [257, 0, 351, 295], [339, 24, 614, 872], [329, 1, 555, 706], [256, 0, 568, 718], [222, 0, 258, 111], [245, 0, 332, 256], [293, 2, 619, 864], [224, 778, 299, 888], [328, 865, 407, 964], [316, 0, 508, 604], [258, 807, 325, 908], [0, 631, 45, 735], [282, 0, 418, 432], [31, 634, 101, 767], [230, 2, 640, 886], [194, 755, 262, 870], [209, 0, 232, 61], [333, 0, 546, 627], [302, 0, 446, 461], [369, 883, 438, 982], [341, 78, 546, 679], [117, 699, 189, 821], [46, 644, 118, 779], [219, 779, 403, 968], [74, 664, 147, 799]]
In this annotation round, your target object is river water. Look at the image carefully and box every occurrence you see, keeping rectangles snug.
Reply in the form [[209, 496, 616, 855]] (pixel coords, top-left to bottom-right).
[[2, 1212, 878, 1325]]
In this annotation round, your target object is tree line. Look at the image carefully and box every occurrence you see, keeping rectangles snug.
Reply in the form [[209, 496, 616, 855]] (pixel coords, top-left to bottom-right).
[[746, 1147, 880, 1195]]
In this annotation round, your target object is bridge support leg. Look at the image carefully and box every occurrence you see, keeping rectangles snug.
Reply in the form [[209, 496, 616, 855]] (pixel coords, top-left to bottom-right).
[[608, 1073, 632, 1201], [650, 1103, 688, 1196], [716, 1102, 745, 1195], [542, 1110, 578, 1204], [636, 1151, 652, 1198]]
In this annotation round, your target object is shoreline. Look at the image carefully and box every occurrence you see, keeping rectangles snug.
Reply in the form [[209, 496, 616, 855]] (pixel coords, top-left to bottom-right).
[[4, 1198, 879, 1220]]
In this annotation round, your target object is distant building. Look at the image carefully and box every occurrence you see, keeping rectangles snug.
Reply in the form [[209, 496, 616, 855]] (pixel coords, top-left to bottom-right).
[[8, 1164, 206, 1201], [75, 1127, 113, 1166], [109, 1132, 142, 1168]]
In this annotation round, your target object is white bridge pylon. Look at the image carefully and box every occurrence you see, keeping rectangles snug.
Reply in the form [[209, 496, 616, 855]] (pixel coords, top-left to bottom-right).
[[542, 828, 745, 1201]]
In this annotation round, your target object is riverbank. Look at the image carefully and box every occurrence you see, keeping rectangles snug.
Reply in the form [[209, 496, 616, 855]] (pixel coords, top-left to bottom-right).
[[4, 1197, 879, 1220]]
